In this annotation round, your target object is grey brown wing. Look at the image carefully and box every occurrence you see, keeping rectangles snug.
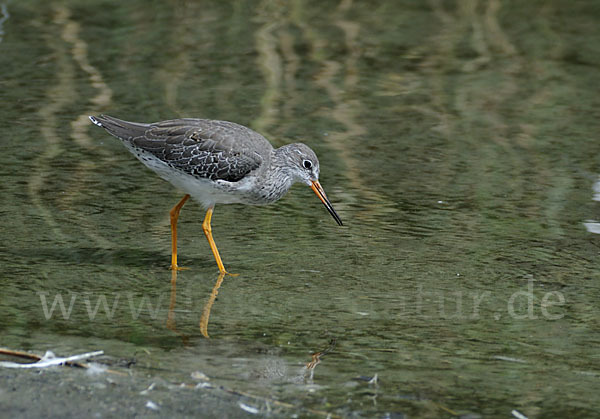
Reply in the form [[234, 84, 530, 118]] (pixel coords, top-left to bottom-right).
[[90, 115, 264, 182]]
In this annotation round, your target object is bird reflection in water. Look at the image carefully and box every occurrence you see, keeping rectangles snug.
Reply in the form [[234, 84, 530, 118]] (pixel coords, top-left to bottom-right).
[[166, 270, 225, 340], [198, 273, 225, 338], [166, 272, 336, 381], [165, 270, 190, 345]]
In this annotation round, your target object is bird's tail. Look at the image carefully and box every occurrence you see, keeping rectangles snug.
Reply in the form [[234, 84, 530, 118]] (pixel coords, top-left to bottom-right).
[[89, 115, 149, 140]]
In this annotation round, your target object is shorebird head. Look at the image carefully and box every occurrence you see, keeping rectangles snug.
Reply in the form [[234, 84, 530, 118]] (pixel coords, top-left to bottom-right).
[[285, 143, 321, 185], [282, 143, 343, 226]]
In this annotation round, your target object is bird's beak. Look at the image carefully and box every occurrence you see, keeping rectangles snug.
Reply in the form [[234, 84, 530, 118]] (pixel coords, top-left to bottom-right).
[[310, 180, 343, 226]]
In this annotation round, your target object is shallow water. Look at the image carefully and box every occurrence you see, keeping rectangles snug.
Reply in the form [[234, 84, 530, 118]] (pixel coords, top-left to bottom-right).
[[2, 0, 600, 416]]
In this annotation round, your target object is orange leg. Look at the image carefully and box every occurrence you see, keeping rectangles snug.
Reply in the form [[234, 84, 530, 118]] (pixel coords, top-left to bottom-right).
[[202, 206, 235, 275], [169, 194, 190, 270]]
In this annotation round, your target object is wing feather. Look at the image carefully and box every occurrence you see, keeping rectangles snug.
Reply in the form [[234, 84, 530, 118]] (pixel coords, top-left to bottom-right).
[[91, 115, 269, 182]]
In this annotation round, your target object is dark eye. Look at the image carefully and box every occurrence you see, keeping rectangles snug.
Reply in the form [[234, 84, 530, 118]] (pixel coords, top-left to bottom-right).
[[303, 160, 312, 170]]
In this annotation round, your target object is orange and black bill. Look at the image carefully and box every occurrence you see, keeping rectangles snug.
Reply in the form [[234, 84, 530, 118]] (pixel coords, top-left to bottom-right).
[[310, 180, 343, 226]]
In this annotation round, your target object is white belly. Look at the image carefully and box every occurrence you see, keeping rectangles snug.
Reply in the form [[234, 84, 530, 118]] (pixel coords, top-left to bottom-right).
[[125, 145, 258, 208]]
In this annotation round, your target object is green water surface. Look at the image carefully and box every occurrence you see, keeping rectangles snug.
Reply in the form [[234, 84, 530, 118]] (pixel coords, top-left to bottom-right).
[[1, 0, 600, 416]]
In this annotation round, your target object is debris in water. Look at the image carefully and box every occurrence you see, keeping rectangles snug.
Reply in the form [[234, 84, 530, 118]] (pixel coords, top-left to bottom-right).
[[0, 350, 103, 369], [145, 400, 160, 411], [239, 402, 259, 414]]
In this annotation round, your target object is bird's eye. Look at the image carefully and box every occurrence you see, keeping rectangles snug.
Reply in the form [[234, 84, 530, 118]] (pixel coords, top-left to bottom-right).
[[303, 160, 312, 170]]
